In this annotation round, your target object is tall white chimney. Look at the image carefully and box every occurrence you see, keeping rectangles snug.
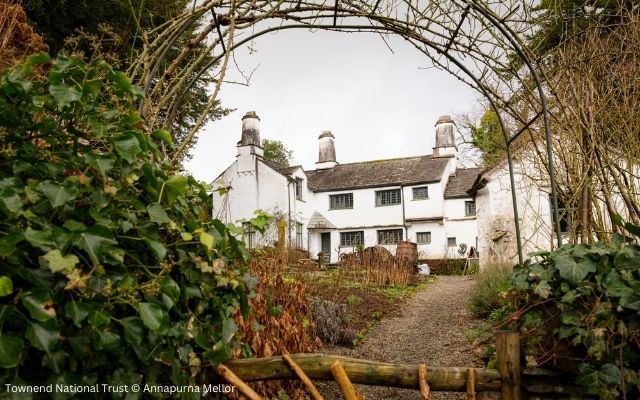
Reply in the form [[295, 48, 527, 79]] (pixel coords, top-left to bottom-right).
[[315, 131, 337, 170], [433, 115, 457, 158], [237, 111, 263, 172]]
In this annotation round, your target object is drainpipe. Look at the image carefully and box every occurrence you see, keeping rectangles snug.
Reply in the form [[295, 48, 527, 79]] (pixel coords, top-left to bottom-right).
[[287, 177, 293, 247], [401, 184, 408, 240]]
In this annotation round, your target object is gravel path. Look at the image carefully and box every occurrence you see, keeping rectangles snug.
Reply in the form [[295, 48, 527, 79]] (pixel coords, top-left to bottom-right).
[[321, 275, 483, 399]]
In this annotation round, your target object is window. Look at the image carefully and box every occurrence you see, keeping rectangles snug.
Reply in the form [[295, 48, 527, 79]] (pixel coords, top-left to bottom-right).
[[340, 231, 364, 246], [377, 229, 403, 244], [551, 196, 571, 234], [330, 193, 353, 209], [416, 232, 431, 244], [296, 223, 303, 248], [375, 189, 402, 206], [465, 201, 476, 216], [412, 186, 429, 200], [242, 222, 256, 249], [447, 237, 457, 247], [295, 178, 303, 200]]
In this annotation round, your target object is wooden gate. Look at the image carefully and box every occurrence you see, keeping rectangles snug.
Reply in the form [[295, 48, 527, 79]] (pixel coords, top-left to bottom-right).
[[216, 331, 521, 400]]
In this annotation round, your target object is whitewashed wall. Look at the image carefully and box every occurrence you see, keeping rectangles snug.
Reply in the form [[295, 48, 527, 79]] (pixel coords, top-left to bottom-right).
[[476, 156, 553, 268]]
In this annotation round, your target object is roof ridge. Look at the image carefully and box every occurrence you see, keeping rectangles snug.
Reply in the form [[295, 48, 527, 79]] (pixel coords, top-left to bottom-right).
[[304, 154, 434, 172]]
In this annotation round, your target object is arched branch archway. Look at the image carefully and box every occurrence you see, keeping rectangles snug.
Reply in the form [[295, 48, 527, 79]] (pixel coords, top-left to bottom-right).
[[132, 0, 564, 264]]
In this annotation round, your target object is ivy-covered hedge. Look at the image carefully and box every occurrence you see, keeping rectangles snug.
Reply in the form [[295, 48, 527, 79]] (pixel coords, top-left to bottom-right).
[[0, 54, 253, 397], [508, 220, 640, 400]]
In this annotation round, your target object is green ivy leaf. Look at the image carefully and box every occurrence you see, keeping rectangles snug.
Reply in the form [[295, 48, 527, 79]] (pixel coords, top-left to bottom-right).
[[49, 83, 82, 110], [84, 154, 115, 177], [0, 189, 22, 215], [578, 363, 621, 387], [137, 302, 169, 332], [0, 335, 24, 368], [554, 253, 595, 284], [112, 133, 141, 163], [24, 227, 56, 250], [0, 231, 23, 257], [26, 320, 60, 353], [163, 176, 187, 205], [108, 71, 133, 94], [0, 276, 13, 297], [144, 239, 167, 261], [42, 249, 79, 275], [22, 52, 51, 75], [160, 277, 180, 310], [221, 318, 238, 344], [200, 232, 215, 251], [74, 225, 117, 264], [119, 317, 144, 345], [64, 301, 90, 328], [147, 203, 170, 224], [37, 181, 78, 208], [152, 129, 173, 147], [21, 291, 56, 322], [63, 219, 87, 232]]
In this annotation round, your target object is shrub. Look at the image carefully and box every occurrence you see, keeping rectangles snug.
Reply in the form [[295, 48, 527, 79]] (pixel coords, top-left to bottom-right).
[[467, 264, 513, 318], [506, 220, 640, 400], [309, 298, 355, 345], [425, 259, 466, 275], [0, 55, 252, 396]]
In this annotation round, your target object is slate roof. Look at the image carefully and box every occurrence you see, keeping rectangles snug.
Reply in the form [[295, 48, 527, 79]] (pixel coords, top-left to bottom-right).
[[443, 167, 484, 199], [305, 155, 452, 192], [261, 159, 300, 176]]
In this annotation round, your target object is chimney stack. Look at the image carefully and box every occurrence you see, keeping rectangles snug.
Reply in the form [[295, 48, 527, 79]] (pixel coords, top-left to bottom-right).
[[315, 131, 337, 170], [433, 115, 457, 157], [240, 111, 261, 146], [237, 111, 263, 171]]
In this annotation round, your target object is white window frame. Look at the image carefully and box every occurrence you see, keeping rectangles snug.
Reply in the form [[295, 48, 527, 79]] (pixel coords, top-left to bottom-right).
[[340, 231, 364, 246], [412, 186, 429, 200], [465, 201, 476, 216], [329, 193, 353, 210], [375, 189, 402, 206], [377, 229, 403, 245], [416, 232, 431, 244]]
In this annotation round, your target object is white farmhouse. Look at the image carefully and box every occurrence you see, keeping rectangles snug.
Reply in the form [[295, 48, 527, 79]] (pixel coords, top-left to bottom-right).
[[212, 111, 483, 264]]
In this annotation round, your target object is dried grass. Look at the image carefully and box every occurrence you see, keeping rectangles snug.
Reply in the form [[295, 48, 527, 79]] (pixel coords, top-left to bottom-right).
[[0, 1, 48, 71], [337, 245, 417, 287], [232, 247, 321, 399]]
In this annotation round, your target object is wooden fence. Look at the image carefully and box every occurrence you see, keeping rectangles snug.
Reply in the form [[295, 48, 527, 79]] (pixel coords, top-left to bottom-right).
[[218, 331, 533, 399]]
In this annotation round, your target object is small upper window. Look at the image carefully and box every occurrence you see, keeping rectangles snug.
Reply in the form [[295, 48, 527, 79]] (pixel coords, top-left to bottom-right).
[[375, 189, 402, 206], [413, 186, 429, 200], [447, 237, 457, 247], [416, 232, 431, 244], [295, 178, 303, 200], [465, 201, 476, 216], [330, 193, 353, 210]]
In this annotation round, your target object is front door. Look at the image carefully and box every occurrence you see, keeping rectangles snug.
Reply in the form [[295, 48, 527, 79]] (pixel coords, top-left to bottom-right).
[[320, 232, 331, 264]]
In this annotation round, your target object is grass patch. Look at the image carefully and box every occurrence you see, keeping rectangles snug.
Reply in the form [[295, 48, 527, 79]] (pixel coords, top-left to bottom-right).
[[467, 263, 513, 318]]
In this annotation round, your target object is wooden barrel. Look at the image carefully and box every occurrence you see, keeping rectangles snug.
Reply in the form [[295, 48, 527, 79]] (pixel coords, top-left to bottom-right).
[[395, 241, 418, 267]]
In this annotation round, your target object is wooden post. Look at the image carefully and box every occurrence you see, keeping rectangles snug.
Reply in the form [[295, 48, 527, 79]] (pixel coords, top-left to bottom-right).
[[330, 361, 359, 400], [495, 331, 520, 400], [283, 354, 324, 400], [215, 364, 262, 400]]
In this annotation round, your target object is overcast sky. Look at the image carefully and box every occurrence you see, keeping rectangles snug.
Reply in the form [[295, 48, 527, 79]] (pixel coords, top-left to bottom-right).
[[184, 29, 480, 183]]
